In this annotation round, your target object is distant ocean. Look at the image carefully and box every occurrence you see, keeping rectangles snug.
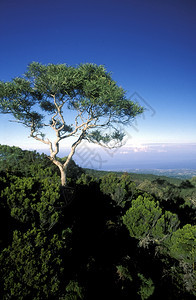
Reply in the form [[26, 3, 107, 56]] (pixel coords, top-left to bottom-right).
[[99, 160, 196, 171], [36, 143, 196, 174], [73, 149, 196, 171]]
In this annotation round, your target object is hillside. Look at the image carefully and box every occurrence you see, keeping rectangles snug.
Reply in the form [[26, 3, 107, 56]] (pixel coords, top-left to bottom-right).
[[0, 145, 195, 300], [84, 168, 183, 185]]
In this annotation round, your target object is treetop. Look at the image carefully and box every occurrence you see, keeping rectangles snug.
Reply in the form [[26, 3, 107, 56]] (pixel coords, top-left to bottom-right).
[[0, 62, 143, 123]]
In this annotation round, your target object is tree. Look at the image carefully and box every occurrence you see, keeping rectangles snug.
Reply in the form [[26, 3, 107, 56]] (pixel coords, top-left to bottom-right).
[[122, 194, 180, 247], [167, 224, 196, 295], [169, 224, 196, 272], [100, 172, 137, 207], [0, 62, 143, 186]]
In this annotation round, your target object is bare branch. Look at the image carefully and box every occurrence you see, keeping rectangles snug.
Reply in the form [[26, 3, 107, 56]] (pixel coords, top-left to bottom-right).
[[52, 94, 66, 132], [63, 129, 86, 170]]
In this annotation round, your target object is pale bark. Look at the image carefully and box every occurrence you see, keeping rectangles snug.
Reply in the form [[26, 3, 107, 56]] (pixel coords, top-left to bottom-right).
[[46, 129, 85, 186], [59, 165, 67, 187], [29, 93, 113, 186]]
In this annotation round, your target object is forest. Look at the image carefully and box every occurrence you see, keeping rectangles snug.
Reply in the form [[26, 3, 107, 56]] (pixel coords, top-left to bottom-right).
[[0, 144, 195, 299]]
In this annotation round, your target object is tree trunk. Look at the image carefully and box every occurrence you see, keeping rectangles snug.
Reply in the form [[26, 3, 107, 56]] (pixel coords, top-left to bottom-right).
[[51, 159, 68, 187], [60, 167, 67, 187], [50, 134, 83, 186]]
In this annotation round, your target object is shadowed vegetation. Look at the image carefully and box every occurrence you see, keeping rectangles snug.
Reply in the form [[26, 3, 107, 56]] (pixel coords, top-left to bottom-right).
[[0, 145, 195, 299]]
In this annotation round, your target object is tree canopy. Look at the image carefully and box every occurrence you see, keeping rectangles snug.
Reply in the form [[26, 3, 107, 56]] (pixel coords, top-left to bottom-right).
[[0, 62, 143, 185]]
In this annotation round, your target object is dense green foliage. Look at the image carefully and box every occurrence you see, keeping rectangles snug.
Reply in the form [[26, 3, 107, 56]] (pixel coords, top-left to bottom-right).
[[0, 227, 69, 299], [122, 195, 180, 246], [0, 144, 83, 180], [0, 145, 196, 299]]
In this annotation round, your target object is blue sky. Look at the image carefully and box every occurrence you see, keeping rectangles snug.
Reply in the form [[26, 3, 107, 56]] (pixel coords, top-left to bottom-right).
[[0, 0, 196, 169]]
